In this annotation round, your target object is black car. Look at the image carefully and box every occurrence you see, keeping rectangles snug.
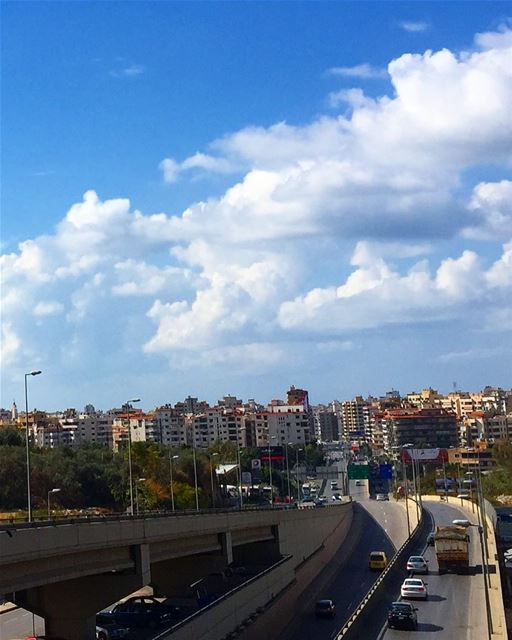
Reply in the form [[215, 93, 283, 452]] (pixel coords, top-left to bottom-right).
[[427, 532, 435, 546], [388, 601, 418, 630], [315, 599, 336, 618], [97, 596, 178, 629]]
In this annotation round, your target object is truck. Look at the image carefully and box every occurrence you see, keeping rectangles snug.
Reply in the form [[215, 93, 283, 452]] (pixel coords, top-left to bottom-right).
[[434, 525, 470, 574]]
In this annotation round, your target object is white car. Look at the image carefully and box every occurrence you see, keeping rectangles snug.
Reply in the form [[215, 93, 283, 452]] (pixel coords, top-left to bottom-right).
[[406, 555, 429, 574], [401, 578, 428, 600], [376, 493, 389, 501]]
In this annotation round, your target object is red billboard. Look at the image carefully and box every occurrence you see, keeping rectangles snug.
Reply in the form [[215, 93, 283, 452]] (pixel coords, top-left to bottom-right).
[[401, 448, 448, 463]]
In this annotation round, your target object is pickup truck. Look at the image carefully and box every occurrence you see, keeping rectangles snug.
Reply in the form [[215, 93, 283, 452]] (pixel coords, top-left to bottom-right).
[[434, 525, 470, 574]]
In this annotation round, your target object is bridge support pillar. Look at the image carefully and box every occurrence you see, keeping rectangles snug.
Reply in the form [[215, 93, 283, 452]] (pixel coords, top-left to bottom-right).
[[13, 544, 151, 640]]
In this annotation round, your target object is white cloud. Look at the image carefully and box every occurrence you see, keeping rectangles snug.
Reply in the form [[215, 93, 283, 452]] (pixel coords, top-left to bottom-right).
[[327, 63, 387, 79], [109, 64, 145, 78], [33, 301, 64, 317], [463, 180, 512, 241], [0, 323, 20, 366], [475, 22, 512, 50], [2, 26, 511, 378], [278, 242, 512, 333], [399, 21, 429, 33]]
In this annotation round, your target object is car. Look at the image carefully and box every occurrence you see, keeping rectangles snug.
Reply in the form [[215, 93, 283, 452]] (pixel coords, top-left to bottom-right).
[[376, 493, 389, 501], [355, 480, 364, 486], [315, 599, 336, 618], [406, 555, 429, 574], [388, 601, 418, 630], [96, 623, 130, 640], [427, 532, 435, 546], [97, 596, 176, 629], [331, 493, 342, 501], [369, 551, 388, 570], [457, 493, 470, 499], [401, 577, 428, 600]]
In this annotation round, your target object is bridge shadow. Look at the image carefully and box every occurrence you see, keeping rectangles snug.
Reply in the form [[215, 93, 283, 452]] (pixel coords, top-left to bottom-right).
[[417, 622, 444, 632]]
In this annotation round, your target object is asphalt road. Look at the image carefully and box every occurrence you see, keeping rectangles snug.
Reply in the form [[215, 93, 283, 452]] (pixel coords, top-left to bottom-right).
[[380, 500, 488, 640], [281, 481, 406, 640], [0, 607, 44, 639]]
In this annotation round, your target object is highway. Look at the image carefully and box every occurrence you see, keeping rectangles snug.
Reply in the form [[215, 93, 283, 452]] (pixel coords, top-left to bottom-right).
[[281, 480, 410, 640], [380, 499, 488, 640]]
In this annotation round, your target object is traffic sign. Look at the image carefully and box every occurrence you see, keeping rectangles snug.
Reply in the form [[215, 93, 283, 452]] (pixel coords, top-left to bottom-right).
[[348, 464, 369, 480]]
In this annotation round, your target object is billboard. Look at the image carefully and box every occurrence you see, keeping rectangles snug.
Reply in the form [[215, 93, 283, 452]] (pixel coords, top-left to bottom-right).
[[260, 445, 284, 462], [379, 463, 393, 479], [401, 448, 448, 463]]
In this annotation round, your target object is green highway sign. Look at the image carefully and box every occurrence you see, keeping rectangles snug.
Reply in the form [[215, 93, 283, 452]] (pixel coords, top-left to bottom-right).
[[348, 464, 369, 480]]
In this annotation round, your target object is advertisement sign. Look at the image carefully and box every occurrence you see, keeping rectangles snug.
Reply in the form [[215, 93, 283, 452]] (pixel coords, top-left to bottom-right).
[[260, 445, 284, 462], [401, 448, 448, 463]]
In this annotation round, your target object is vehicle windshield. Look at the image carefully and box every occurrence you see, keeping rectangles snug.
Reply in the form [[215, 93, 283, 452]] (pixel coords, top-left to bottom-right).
[[370, 553, 384, 560], [405, 579, 423, 586], [391, 604, 412, 613], [316, 601, 332, 609], [409, 556, 424, 562]]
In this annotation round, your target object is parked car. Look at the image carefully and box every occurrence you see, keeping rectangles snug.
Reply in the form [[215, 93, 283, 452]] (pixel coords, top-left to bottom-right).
[[96, 623, 130, 640], [315, 599, 336, 618], [406, 555, 429, 574], [355, 480, 364, 486], [426, 532, 435, 546], [400, 578, 428, 600], [452, 519, 471, 528], [376, 493, 389, 501], [369, 551, 388, 570], [387, 601, 418, 630], [97, 596, 177, 629]]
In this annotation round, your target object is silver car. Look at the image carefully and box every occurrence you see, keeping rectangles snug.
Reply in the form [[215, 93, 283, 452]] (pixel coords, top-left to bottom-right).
[[406, 555, 429, 574]]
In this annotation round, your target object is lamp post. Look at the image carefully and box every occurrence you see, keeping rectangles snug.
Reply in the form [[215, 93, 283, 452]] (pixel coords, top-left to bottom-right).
[[295, 448, 303, 503], [170, 454, 179, 511], [47, 488, 61, 520], [210, 453, 219, 508], [135, 478, 146, 516], [267, 435, 276, 505], [24, 370, 41, 522], [286, 442, 293, 502], [237, 444, 243, 510], [192, 444, 199, 512], [125, 398, 140, 515]]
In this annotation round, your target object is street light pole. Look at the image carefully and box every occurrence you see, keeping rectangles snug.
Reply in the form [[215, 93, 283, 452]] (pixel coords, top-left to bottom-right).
[[210, 453, 219, 508], [170, 455, 179, 511], [125, 398, 140, 516], [268, 435, 276, 505], [296, 448, 303, 503], [286, 442, 292, 501], [402, 457, 411, 537], [24, 370, 41, 523], [192, 444, 199, 511], [135, 478, 146, 516], [237, 444, 243, 510], [47, 488, 61, 519]]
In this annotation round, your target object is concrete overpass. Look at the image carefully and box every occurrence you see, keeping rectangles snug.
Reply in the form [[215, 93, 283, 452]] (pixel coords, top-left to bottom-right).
[[0, 504, 353, 639]]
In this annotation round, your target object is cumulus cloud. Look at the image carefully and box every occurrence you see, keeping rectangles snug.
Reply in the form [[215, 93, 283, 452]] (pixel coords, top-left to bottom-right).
[[278, 242, 512, 333], [463, 180, 512, 241], [2, 26, 511, 379]]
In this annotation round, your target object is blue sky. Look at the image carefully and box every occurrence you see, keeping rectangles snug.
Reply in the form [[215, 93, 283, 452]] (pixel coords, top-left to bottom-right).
[[2, 2, 511, 411]]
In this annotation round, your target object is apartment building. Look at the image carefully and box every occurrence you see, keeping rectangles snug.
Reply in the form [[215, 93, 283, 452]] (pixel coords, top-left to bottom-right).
[[340, 396, 371, 441], [384, 407, 459, 451], [154, 406, 188, 447]]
